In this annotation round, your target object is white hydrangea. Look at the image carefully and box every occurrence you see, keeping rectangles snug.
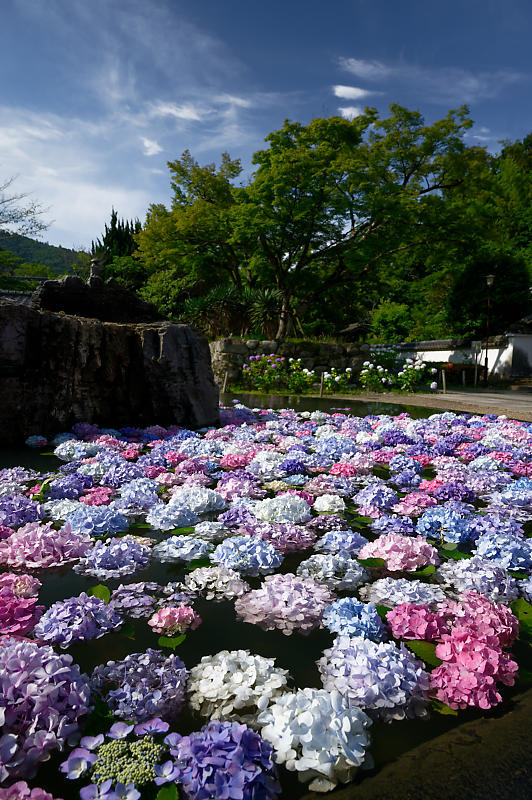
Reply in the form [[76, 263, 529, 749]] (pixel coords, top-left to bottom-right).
[[254, 495, 311, 524], [193, 521, 232, 543], [258, 688, 373, 792], [183, 565, 249, 601], [297, 554, 369, 591], [313, 494, 346, 514], [41, 498, 83, 521], [187, 649, 290, 723], [168, 486, 226, 515]]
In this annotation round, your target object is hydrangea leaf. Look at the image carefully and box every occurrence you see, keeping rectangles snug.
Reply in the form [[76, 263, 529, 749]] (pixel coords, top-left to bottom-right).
[[405, 640, 442, 667], [357, 557, 386, 569], [410, 564, 436, 576], [156, 785, 179, 800], [376, 605, 392, 619], [88, 584, 111, 604], [511, 598, 532, 641], [438, 548, 471, 561], [431, 699, 458, 716], [121, 621, 136, 640], [185, 558, 212, 571], [158, 634, 187, 650], [170, 526, 196, 535]]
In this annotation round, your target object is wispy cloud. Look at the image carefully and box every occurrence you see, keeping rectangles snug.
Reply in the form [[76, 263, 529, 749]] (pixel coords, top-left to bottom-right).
[[141, 138, 163, 156], [338, 56, 525, 103]]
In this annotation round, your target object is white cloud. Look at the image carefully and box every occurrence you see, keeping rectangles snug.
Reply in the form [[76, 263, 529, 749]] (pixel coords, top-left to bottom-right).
[[338, 106, 363, 119], [333, 85, 373, 100], [338, 57, 524, 103], [149, 101, 207, 121], [141, 137, 163, 156]]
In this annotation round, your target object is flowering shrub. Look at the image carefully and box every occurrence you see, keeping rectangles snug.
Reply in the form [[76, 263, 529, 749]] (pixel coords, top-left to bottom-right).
[[359, 362, 395, 391], [0, 522, 91, 570], [241, 354, 316, 393]]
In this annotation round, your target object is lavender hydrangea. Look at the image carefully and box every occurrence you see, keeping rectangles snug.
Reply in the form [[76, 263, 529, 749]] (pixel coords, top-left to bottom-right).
[[0, 638, 91, 781], [359, 577, 447, 608], [212, 536, 283, 576], [34, 592, 123, 648], [297, 553, 370, 591], [315, 529, 369, 555], [91, 649, 188, 722], [435, 556, 519, 603], [0, 494, 43, 528], [318, 636, 430, 722], [74, 537, 151, 578], [109, 582, 161, 619]]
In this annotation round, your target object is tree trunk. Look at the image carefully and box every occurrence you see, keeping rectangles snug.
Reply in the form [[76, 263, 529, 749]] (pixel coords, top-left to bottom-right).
[[275, 296, 293, 339]]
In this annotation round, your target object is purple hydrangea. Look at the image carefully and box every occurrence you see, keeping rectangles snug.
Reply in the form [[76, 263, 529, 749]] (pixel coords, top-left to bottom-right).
[[34, 592, 123, 648], [212, 536, 283, 576], [74, 537, 151, 579], [0, 494, 43, 528]]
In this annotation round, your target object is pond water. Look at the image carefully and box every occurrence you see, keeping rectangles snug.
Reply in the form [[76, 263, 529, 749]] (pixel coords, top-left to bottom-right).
[[1, 396, 530, 800]]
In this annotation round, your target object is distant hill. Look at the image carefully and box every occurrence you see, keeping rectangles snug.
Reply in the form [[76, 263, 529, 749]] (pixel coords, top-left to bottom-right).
[[0, 231, 82, 275]]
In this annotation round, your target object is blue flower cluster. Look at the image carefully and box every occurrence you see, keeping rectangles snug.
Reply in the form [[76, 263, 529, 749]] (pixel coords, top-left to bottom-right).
[[74, 537, 151, 579], [212, 536, 283, 576], [34, 592, 123, 648], [65, 505, 129, 537], [322, 598, 387, 642]]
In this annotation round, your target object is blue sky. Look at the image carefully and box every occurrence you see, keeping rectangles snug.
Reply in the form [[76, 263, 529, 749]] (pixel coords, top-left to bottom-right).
[[2, 0, 532, 248]]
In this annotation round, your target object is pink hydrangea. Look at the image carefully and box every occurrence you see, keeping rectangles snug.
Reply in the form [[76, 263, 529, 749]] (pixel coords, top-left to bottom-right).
[[329, 462, 358, 477], [0, 572, 41, 597], [164, 451, 189, 466], [220, 452, 255, 469], [386, 603, 450, 641], [155, 471, 181, 487], [0, 782, 63, 800], [145, 465, 169, 478], [392, 492, 438, 517], [511, 462, 532, 477], [438, 592, 519, 649], [417, 478, 445, 493], [358, 533, 440, 572], [79, 487, 114, 506], [0, 522, 91, 569], [412, 454, 432, 467], [148, 605, 201, 635], [0, 589, 44, 635], [94, 434, 125, 450]]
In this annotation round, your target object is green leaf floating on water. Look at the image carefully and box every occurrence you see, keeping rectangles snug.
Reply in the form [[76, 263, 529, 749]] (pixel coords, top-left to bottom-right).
[[438, 549, 471, 561], [170, 526, 196, 535], [511, 598, 532, 642], [375, 605, 391, 620], [357, 557, 386, 569], [156, 785, 178, 800], [158, 634, 186, 650], [88, 585, 111, 604], [121, 622, 136, 640], [410, 564, 436, 576], [185, 558, 212, 571], [405, 640, 442, 667], [431, 699, 458, 716]]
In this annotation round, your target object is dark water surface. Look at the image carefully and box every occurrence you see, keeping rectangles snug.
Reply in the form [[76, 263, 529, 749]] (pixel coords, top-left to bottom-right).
[[0, 396, 526, 799]]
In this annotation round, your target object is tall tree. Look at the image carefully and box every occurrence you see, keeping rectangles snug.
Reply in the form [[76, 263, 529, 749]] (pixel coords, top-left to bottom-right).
[[0, 176, 48, 236]]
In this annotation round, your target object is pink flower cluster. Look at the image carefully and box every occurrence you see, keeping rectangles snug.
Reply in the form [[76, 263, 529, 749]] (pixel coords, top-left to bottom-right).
[[164, 450, 190, 466], [0, 588, 44, 636], [148, 604, 202, 635], [0, 522, 91, 569], [0, 526, 14, 540], [358, 533, 440, 572], [388, 591, 519, 710], [220, 452, 255, 469], [0, 783, 62, 800], [329, 462, 358, 477], [392, 492, 437, 517], [79, 486, 114, 506], [0, 572, 41, 597]]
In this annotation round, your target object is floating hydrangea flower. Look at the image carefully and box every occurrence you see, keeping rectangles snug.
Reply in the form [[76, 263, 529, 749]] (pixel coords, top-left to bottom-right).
[[91, 649, 188, 722], [109, 583, 160, 619], [212, 536, 283, 576], [386, 603, 449, 641], [234, 573, 335, 635], [0, 522, 91, 569], [168, 486, 226, 515], [145, 502, 198, 531], [0, 638, 91, 781], [0, 493, 44, 528], [0, 783, 62, 800], [167, 720, 280, 800], [359, 577, 447, 608], [258, 688, 372, 792], [237, 521, 316, 554], [305, 514, 347, 533], [254, 495, 311, 524], [34, 592, 123, 648], [187, 650, 289, 723], [315, 529, 368, 555], [183, 565, 249, 601], [64, 505, 129, 537], [358, 533, 440, 572], [74, 537, 151, 579], [297, 553, 369, 590], [0, 589, 44, 636], [435, 556, 519, 603], [312, 493, 346, 514], [148, 605, 201, 635], [473, 531, 532, 571], [353, 483, 398, 510], [318, 636, 430, 722], [0, 572, 41, 597], [193, 520, 232, 543], [416, 504, 476, 544], [322, 598, 387, 642], [152, 536, 213, 563]]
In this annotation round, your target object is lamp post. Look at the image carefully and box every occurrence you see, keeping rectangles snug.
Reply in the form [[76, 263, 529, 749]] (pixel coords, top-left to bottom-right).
[[484, 274, 495, 386]]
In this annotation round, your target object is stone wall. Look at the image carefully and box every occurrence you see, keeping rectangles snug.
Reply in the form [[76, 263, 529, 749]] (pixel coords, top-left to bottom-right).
[[209, 337, 369, 385], [0, 300, 219, 445]]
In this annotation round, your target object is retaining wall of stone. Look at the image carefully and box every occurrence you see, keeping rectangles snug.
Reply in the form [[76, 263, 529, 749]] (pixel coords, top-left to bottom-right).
[[209, 338, 370, 385]]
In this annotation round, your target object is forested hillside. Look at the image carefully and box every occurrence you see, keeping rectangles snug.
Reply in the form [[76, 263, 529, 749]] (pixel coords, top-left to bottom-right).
[[0, 231, 81, 275]]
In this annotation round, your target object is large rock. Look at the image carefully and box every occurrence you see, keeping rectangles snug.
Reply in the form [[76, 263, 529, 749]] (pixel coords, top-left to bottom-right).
[[0, 300, 219, 444], [31, 275, 163, 323]]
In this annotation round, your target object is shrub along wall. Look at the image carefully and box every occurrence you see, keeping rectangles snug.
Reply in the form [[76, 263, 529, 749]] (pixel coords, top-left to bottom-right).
[[209, 338, 369, 385]]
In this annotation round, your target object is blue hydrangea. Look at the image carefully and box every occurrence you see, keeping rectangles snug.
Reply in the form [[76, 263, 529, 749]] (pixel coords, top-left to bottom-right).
[[416, 505, 476, 544], [153, 536, 213, 563], [145, 502, 198, 531], [212, 536, 283, 576], [74, 537, 151, 579], [473, 531, 532, 571], [65, 505, 129, 537], [353, 483, 399, 509], [371, 514, 415, 536], [315, 529, 368, 555], [322, 598, 387, 642]]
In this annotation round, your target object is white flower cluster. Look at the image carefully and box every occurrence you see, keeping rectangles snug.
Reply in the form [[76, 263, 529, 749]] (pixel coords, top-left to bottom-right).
[[193, 520, 232, 543], [41, 499, 82, 521], [169, 486, 226, 514], [359, 577, 446, 608], [187, 649, 290, 723], [254, 495, 311, 524], [297, 554, 369, 591], [152, 535, 213, 563], [313, 494, 346, 514], [258, 688, 373, 792], [183, 565, 250, 601]]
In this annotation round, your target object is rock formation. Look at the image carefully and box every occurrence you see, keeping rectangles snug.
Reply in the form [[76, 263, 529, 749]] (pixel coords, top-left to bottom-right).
[[0, 298, 219, 444]]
